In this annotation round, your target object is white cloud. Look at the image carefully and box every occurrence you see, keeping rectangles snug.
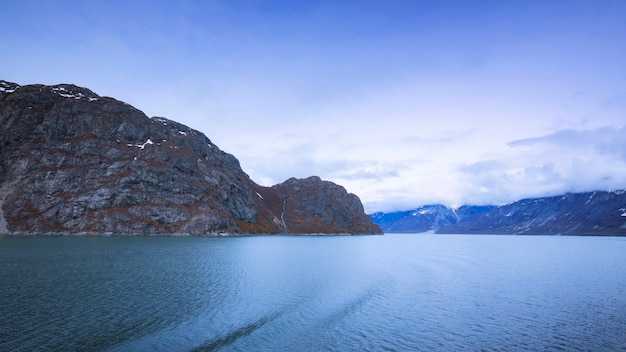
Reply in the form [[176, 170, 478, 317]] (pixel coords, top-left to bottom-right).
[[455, 126, 626, 206], [509, 126, 626, 161]]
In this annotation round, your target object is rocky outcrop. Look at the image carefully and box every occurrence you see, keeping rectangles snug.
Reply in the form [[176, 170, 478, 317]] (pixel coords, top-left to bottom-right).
[[275, 176, 380, 234], [371, 191, 626, 235], [0, 80, 381, 235]]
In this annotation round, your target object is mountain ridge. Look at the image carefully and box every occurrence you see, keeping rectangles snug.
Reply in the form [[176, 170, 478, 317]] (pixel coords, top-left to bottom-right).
[[371, 190, 626, 235], [0, 80, 382, 235]]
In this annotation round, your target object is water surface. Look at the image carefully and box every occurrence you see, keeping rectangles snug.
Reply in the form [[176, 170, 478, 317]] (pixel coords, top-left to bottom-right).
[[1, 234, 625, 351]]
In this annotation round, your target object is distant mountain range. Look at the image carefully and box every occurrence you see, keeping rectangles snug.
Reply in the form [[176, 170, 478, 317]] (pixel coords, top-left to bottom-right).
[[371, 190, 626, 235], [0, 80, 381, 235]]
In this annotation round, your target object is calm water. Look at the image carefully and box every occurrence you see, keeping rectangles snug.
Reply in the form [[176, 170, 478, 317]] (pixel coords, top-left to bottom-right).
[[1, 234, 625, 351]]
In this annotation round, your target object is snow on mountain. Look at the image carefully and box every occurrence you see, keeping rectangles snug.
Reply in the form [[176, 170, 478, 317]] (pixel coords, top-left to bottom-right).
[[372, 191, 626, 235]]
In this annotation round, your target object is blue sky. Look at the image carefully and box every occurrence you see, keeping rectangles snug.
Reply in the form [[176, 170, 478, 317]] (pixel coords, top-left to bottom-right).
[[2, 0, 626, 212]]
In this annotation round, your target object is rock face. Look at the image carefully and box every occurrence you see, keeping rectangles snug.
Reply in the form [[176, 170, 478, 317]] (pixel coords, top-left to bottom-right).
[[0, 80, 382, 235], [276, 176, 379, 234], [371, 191, 626, 235]]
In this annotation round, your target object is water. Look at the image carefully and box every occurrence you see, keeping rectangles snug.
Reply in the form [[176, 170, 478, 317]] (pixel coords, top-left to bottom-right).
[[1, 234, 625, 351]]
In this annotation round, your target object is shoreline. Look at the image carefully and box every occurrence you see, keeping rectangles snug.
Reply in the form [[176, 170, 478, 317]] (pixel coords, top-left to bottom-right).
[[0, 231, 383, 237]]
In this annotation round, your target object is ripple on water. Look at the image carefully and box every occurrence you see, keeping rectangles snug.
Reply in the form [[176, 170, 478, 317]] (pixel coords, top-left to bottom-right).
[[1, 235, 626, 351]]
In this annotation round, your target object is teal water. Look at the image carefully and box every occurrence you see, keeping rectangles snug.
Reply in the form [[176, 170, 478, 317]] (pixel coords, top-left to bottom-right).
[[1, 234, 625, 351]]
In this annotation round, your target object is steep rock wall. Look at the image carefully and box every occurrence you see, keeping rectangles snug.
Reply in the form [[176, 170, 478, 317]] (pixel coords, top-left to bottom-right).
[[0, 80, 381, 235]]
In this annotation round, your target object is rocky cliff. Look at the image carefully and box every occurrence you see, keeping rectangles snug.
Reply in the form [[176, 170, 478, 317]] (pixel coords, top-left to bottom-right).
[[0, 80, 382, 235], [371, 191, 626, 235]]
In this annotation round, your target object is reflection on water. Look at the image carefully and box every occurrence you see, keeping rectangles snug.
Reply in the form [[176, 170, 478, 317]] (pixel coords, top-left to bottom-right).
[[1, 235, 625, 351]]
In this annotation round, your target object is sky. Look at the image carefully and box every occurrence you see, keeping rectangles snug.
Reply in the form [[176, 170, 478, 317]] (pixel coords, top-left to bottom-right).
[[2, 0, 626, 213]]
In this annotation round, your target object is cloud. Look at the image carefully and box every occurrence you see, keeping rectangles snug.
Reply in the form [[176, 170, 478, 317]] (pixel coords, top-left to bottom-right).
[[456, 126, 626, 205], [509, 126, 626, 162]]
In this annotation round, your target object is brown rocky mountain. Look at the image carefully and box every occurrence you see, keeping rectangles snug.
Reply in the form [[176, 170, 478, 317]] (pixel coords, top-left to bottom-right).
[[0, 80, 381, 235]]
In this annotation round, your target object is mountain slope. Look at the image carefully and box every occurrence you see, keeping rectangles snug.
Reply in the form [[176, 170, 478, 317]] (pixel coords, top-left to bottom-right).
[[370, 205, 460, 233], [439, 191, 626, 235], [371, 191, 626, 235], [371, 205, 494, 233], [0, 80, 381, 235]]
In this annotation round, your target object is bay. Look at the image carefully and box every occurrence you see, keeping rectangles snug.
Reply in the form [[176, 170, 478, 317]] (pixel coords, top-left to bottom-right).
[[1, 234, 625, 351]]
